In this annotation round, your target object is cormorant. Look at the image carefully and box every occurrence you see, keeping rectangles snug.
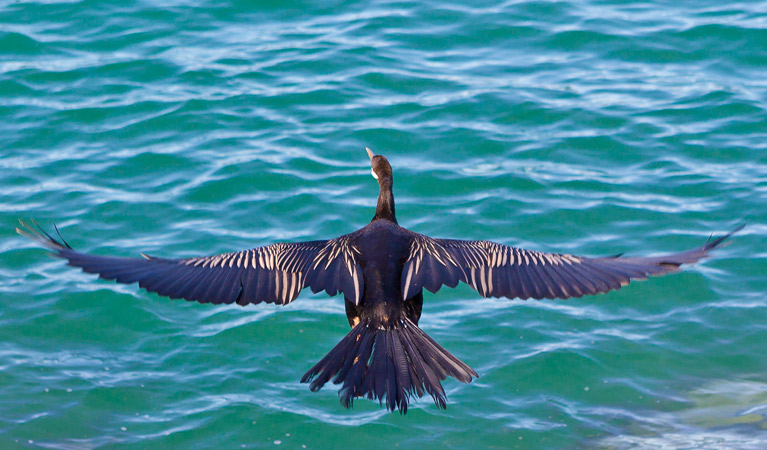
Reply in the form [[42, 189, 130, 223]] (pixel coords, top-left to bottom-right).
[[18, 148, 742, 413]]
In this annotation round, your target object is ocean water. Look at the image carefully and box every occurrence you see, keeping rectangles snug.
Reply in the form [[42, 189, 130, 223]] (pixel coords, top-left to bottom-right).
[[2, 0, 766, 448]]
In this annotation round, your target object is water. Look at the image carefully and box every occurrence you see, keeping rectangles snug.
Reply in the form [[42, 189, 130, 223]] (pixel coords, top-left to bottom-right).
[[2, 0, 766, 448]]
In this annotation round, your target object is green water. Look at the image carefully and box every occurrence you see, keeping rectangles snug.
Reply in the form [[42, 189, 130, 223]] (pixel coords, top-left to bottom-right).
[[2, 1, 765, 448]]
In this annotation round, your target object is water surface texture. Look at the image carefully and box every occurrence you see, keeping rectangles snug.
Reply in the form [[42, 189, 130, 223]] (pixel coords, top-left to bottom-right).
[[2, 0, 766, 448]]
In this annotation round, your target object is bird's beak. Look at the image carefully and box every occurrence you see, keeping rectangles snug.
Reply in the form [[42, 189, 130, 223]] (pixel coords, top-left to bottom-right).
[[366, 147, 375, 161]]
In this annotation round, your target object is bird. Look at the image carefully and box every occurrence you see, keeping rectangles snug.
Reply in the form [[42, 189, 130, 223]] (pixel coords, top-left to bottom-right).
[[18, 148, 742, 414]]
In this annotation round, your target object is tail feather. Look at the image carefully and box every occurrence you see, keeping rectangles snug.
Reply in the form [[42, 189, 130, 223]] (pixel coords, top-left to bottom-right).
[[339, 329, 375, 408], [409, 324, 475, 383], [301, 317, 477, 413], [304, 328, 360, 393], [398, 323, 447, 407], [390, 331, 412, 406], [394, 328, 425, 398], [363, 329, 388, 407]]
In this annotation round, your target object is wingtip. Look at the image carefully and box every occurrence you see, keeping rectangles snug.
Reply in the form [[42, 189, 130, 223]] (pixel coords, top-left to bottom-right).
[[16, 218, 71, 251], [704, 223, 745, 250]]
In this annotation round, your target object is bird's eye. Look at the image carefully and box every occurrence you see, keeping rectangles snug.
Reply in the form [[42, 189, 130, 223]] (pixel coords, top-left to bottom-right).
[[371, 168, 378, 180]]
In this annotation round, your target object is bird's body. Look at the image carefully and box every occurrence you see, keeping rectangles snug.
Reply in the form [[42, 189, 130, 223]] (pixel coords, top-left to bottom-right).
[[346, 220, 415, 326], [18, 149, 741, 413]]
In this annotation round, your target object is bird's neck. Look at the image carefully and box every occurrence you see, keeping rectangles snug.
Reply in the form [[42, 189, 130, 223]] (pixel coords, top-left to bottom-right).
[[373, 177, 397, 223]]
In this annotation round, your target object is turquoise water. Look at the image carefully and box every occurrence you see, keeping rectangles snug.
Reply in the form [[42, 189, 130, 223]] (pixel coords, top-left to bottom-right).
[[2, 0, 766, 448]]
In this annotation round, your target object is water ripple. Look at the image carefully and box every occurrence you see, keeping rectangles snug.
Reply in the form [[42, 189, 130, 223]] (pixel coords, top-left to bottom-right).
[[1, 0, 764, 448]]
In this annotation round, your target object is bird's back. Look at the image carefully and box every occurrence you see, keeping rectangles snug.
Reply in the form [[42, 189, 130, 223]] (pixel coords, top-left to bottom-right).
[[352, 219, 412, 325]]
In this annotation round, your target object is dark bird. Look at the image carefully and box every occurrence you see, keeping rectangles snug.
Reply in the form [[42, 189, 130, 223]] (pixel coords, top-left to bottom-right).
[[18, 148, 742, 413]]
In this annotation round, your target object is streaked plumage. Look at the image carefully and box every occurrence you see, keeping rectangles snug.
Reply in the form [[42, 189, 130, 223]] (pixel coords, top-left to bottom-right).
[[18, 148, 742, 413]]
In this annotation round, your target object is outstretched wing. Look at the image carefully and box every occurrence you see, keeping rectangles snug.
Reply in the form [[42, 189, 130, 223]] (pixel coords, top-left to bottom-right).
[[401, 226, 742, 300], [18, 221, 364, 306]]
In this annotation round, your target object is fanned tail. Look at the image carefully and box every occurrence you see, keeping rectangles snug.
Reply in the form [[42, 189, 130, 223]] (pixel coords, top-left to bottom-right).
[[301, 317, 477, 413]]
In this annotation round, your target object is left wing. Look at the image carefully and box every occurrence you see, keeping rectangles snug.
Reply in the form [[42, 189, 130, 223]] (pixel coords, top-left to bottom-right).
[[401, 226, 742, 300], [18, 221, 364, 305]]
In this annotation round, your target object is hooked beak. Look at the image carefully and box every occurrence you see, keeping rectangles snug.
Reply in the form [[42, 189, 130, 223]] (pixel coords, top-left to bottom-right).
[[366, 147, 375, 161]]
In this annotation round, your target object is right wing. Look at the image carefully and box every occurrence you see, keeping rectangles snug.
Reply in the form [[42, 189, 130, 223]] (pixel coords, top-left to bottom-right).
[[18, 220, 364, 306], [401, 226, 742, 300]]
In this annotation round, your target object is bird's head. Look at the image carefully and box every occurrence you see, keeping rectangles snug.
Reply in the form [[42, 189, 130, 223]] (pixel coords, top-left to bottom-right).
[[366, 147, 393, 182]]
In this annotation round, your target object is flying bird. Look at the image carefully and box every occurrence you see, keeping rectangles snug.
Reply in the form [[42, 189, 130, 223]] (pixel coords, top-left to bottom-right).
[[18, 148, 741, 413]]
